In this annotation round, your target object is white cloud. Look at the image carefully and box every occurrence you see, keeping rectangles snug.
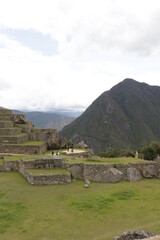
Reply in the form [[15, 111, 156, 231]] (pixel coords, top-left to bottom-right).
[[0, 0, 160, 111]]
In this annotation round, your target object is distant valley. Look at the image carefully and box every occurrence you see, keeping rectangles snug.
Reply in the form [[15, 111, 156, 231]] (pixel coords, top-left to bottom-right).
[[12, 110, 80, 131]]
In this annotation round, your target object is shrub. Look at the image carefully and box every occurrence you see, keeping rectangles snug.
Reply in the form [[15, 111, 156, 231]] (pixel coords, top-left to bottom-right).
[[98, 149, 135, 158], [139, 146, 157, 161]]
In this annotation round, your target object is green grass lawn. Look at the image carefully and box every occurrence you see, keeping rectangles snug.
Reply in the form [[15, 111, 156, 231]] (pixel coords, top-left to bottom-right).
[[1, 141, 46, 147], [4, 151, 52, 161], [17, 141, 45, 146], [27, 168, 70, 175], [4, 150, 147, 165], [0, 133, 27, 137], [0, 172, 160, 240], [65, 156, 146, 164], [4, 152, 146, 165]]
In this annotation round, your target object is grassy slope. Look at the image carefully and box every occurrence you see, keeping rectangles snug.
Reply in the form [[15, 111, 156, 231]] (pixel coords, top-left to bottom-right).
[[0, 173, 160, 240], [66, 156, 146, 164], [4, 152, 146, 164], [1, 141, 45, 147]]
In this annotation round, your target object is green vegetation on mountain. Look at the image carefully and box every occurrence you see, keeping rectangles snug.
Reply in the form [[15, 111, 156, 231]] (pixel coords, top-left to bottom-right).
[[61, 79, 160, 152]]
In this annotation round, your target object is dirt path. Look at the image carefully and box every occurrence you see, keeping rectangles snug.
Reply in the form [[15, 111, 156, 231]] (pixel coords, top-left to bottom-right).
[[62, 149, 87, 155]]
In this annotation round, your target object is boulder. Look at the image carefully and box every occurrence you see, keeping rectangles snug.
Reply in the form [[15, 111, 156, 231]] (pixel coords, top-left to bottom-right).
[[70, 165, 83, 179], [127, 167, 142, 182], [114, 230, 155, 240], [60, 137, 68, 149], [75, 140, 88, 149], [95, 168, 123, 183], [155, 155, 160, 163], [85, 179, 90, 185], [14, 114, 26, 124], [142, 165, 156, 178]]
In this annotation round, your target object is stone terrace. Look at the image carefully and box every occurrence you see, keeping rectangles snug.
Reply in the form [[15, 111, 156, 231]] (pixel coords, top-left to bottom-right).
[[0, 108, 47, 154]]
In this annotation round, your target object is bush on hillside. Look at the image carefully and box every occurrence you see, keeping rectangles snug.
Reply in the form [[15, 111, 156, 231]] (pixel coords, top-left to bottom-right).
[[98, 149, 135, 158], [139, 146, 157, 161], [150, 142, 160, 155]]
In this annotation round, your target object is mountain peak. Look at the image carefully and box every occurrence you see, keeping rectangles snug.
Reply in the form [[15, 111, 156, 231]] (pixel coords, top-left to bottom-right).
[[61, 79, 160, 152], [121, 78, 140, 86], [123, 78, 136, 82]]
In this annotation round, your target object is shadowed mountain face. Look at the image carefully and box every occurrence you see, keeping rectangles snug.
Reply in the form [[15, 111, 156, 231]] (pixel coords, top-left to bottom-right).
[[60, 79, 160, 152]]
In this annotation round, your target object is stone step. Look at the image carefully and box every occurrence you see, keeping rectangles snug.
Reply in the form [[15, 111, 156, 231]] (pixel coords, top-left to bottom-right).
[[0, 134, 29, 144], [0, 141, 47, 154], [0, 115, 13, 121], [0, 121, 13, 128], [0, 128, 22, 135], [15, 122, 33, 133], [0, 109, 12, 115]]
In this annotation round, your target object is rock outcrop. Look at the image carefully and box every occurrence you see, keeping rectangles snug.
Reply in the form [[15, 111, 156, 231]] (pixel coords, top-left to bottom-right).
[[127, 167, 142, 182], [114, 230, 155, 240], [95, 167, 123, 183], [142, 165, 156, 178]]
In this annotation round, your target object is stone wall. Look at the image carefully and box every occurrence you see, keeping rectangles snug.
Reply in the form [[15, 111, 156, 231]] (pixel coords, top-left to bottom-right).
[[14, 122, 33, 133], [29, 128, 60, 149], [83, 162, 160, 182], [19, 156, 66, 169], [0, 121, 13, 128], [24, 170, 71, 185], [18, 156, 71, 185], [0, 134, 29, 144], [0, 166, 6, 172], [64, 163, 84, 179], [0, 143, 47, 154], [0, 109, 12, 115], [4, 160, 19, 171], [3, 156, 160, 184], [0, 128, 22, 135]]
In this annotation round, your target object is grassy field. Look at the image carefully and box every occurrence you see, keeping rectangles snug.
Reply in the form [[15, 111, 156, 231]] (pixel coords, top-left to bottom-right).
[[27, 168, 70, 175], [4, 151, 51, 161], [63, 155, 146, 164], [4, 150, 147, 165], [0, 172, 160, 240]]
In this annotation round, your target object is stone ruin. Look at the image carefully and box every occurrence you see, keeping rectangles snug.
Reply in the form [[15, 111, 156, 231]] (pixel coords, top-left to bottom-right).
[[1, 107, 160, 186], [0, 108, 66, 154], [0, 108, 70, 185]]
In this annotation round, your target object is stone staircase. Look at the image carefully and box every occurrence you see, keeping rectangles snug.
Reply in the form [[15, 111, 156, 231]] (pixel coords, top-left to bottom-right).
[[0, 108, 47, 154]]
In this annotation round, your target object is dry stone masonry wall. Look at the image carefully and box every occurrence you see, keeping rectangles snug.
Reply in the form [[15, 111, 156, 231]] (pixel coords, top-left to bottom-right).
[[2, 156, 160, 184]]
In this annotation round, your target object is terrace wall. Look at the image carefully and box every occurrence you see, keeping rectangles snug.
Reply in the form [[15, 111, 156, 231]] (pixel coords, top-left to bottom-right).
[[18, 157, 71, 185], [0, 143, 47, 154], [3, 156, 160, 184], [24, 170, 71, 185]]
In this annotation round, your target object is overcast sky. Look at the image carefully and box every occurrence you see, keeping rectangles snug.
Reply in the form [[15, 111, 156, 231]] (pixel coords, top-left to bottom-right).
[[0, 0, 160, 112]]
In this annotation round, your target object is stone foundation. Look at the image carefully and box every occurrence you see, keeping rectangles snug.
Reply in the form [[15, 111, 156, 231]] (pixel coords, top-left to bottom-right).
[[18, 156, 70, 185], [2, 155, 160, 184], [24, 170, 71, 185]]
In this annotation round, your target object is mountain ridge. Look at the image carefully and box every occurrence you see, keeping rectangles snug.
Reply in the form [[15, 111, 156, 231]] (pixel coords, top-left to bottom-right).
[[60, 79, 160, 152], [13, 110, 75, 131]]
